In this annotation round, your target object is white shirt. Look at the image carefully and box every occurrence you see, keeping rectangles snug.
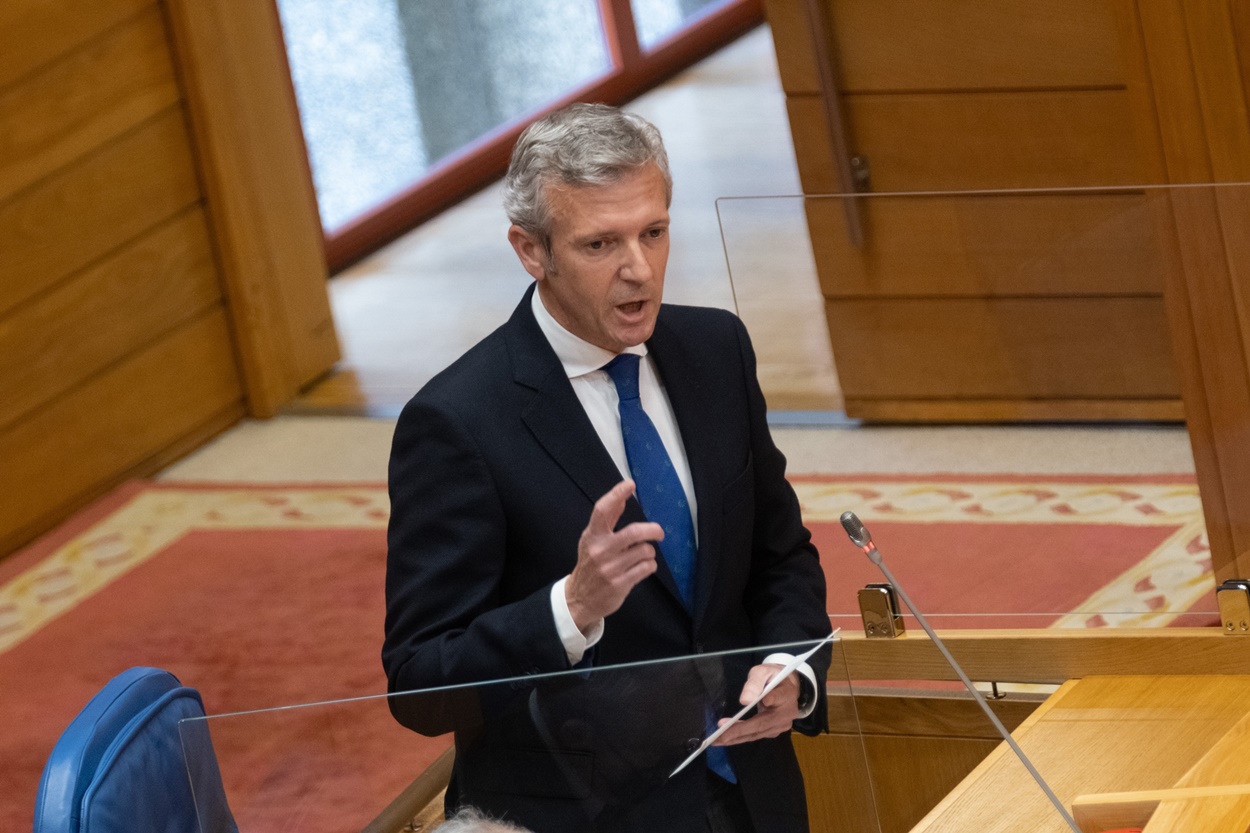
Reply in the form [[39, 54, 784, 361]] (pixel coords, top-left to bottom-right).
[[531, 290, 816, 715]]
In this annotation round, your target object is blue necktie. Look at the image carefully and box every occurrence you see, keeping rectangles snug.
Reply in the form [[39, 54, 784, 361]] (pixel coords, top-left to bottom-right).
[[602, 354, 696, 607], [602, 354, 737, 784]]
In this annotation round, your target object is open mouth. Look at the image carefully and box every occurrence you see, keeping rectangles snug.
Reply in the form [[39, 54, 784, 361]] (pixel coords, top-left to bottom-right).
[[617, 301, 645, 315]]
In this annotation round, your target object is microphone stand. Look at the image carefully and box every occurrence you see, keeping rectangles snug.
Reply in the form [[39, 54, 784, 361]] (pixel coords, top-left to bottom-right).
[[840, 511, 1082, 833]]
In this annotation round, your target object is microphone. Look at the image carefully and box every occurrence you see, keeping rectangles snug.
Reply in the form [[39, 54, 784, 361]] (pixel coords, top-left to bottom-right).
[[840, 512, 872, 549], [839, 512, 1081, 833]]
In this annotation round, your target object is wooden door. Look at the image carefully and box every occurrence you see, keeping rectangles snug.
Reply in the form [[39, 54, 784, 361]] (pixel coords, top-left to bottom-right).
[[766, 0, 1183, 422], [766, 0, 1250, 584]]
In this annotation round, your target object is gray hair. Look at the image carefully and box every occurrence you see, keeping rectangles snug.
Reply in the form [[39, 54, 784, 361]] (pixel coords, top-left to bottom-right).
[[438, 806, 531, 833], [503, 103, 672, 243]]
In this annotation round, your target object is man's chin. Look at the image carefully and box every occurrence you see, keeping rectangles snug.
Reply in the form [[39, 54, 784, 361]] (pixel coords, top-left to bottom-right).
[[607, 319, 658, 352]]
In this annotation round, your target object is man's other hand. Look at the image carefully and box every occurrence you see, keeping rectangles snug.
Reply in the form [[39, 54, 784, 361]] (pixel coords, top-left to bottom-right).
[[712, 663, 801, 746], [565, 480, 662, 632]]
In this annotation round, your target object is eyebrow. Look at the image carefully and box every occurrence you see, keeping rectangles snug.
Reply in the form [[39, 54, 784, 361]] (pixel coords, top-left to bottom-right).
[[569, 214, 670, 244]]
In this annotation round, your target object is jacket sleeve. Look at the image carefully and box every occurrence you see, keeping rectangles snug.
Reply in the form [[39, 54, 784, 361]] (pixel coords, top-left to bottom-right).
[[733, 315, 832, 735], [381, 395, 570, 734]]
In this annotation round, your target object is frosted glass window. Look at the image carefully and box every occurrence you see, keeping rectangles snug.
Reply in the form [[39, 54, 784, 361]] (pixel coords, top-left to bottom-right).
[[631, 0, 728, 50], [277, 0, 611, 232]]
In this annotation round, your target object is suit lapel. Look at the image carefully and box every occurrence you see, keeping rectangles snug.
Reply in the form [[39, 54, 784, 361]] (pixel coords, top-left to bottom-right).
[[505, 287, 687, 607], [647, 313, 724, 626]]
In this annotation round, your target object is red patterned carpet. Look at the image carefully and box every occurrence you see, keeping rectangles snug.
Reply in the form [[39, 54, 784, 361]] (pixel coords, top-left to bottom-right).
[[0, 475, 1211, 831]]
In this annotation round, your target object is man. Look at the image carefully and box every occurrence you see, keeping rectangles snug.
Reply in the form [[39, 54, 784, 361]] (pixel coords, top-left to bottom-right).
[[383, 104, 829, 833]]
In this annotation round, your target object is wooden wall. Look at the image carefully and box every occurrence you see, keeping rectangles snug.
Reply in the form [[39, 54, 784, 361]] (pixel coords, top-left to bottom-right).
[[765, 0, 1183, 422], [0, 0, 338, 557]]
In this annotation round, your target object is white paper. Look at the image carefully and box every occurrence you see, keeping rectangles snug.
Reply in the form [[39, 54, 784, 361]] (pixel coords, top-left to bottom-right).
[[668, 629, 840, 778]]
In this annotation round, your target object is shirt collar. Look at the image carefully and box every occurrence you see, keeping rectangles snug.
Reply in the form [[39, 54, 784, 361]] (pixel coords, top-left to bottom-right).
[[531, 286, 648, 378]]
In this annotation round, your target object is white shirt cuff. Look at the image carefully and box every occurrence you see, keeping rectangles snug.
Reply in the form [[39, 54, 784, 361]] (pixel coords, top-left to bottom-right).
[[762, 652, 819, 718], [551, 577, 605, 665]]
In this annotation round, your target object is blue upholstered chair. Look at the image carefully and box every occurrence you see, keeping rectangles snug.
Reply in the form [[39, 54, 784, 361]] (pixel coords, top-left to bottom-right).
[[33, 667, 238, 833]]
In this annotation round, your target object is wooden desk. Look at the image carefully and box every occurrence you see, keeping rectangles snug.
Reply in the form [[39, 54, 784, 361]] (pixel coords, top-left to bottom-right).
[[910, 675, 1250, 832]]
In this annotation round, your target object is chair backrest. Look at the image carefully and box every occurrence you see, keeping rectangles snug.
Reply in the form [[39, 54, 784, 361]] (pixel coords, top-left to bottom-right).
[[33, 667, 238, 833]]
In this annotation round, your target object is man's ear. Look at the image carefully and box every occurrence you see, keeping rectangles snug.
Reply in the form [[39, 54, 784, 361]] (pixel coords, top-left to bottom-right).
[[507, 225, 549, 282]]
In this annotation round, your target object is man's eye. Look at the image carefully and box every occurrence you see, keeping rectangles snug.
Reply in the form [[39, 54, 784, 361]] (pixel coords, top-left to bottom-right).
[[587, 240, 604, 250], [647, 228, 666, 239]]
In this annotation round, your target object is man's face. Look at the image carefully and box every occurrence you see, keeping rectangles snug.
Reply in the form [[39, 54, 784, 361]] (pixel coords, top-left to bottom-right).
[[509, 164, 670, 353]]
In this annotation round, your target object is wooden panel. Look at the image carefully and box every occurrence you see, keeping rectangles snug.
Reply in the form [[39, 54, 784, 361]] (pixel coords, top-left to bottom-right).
[[164, 0, 339, 416], [796, 731, 885, 833], [0, 5, 180, 203], [764, 0, 1124, 95], [0, 208, 221, 431], [788, 90, 1143, 192], [911, 676, 1250, 832], [1160, 188, 1250, 581], [828, 691, 1040, 738], [1172, 3, 1250, 581], [1119, 2, 1235, 572], [0, 0, 152, 90], [845, 397, 1184, 423], [805, 193, 1163, 297], [864, 736, 1001, 833], [1142, 714, 1250, 831], [1110, 0, 1171, 183], [826, 297, 1179, 400], [1075, 784, 1250, 833], [0, 107, 201, 317], [848, 90, 1141, 191], [787, 95, 845, 195], [761, 0, 821, 95], [804, 693, 1040, 833], [838, 629, 1250, 684], [830, 0, 1124, 93], [1126, 0, 1250, 580], [0, 309, 243, 553]]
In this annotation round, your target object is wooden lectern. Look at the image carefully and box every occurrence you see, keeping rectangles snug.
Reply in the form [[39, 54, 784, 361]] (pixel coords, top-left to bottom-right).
[[796, 629, 1250, 833]]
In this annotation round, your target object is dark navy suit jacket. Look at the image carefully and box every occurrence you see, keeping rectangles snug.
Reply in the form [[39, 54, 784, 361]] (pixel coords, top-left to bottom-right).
[[382, 284, 830, 832]]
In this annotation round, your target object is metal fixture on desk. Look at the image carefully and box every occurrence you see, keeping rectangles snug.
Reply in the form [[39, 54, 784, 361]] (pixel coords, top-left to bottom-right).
[[1217, 578, 1250, 635], [857, 582, 905, 638]]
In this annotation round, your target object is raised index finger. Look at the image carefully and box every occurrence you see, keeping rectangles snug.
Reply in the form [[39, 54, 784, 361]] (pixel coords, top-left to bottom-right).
[[587, 479, 636, 536]]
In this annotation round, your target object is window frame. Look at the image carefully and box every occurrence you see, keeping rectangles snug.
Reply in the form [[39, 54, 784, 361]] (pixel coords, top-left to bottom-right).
[[291, 0, 764, 271]]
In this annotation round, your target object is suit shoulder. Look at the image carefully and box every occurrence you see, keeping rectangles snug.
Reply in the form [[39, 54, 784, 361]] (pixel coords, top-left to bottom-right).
[[656, 303, 751, 356], [657, 303, 745, 338]]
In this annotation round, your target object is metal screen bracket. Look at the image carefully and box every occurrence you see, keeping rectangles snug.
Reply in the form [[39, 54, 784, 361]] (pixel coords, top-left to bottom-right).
[[858, 583, 905, 639], [1217, 579, 1250, 635]]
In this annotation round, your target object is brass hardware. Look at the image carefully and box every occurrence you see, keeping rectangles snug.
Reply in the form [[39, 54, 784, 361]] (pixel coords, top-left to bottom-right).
[[858, 583, 905, 639], [1216, 579, 1250, 635], [849, 155, 871, 191]]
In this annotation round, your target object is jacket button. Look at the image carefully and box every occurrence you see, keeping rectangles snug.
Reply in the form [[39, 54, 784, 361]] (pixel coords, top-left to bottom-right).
[[687, 738, 701, 753], [694, 643, 704, 654]]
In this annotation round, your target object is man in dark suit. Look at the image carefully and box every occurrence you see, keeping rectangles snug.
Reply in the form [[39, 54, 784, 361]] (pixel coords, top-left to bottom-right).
[[383, 104, 830, 833]]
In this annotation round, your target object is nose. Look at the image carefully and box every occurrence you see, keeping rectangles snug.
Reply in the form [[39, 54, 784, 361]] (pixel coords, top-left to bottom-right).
[[619, 238, 653, 284]]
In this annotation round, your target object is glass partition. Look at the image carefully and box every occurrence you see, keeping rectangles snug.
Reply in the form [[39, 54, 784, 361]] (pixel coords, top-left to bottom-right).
[[179, 615, 1250, 833], [706, 183, 1250, 830], [717, 182, 1247, 420], [716, 184, 1240, 629], [180, 637, 883, 833]]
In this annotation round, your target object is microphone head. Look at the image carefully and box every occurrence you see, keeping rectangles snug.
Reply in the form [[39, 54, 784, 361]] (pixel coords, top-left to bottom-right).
[[840, 511, 873, 548]]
